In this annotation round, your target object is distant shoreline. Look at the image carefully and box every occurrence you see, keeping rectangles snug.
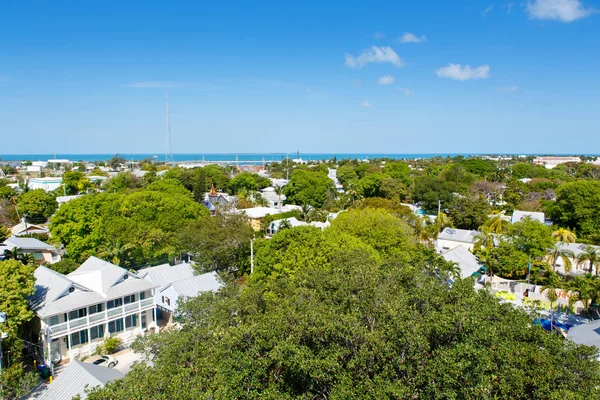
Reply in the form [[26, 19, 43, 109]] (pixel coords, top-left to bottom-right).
[[0, 153, 597, 163]]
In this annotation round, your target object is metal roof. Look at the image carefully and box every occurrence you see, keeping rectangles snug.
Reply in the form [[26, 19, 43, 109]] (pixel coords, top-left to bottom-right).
[[38, 359, 124, 400], [163, 271, 223, 297], [438, 228, 480, 244], [567, 320, 600, 350], [441, 246, 481, 279], [31, 258, 158, 318], [511, 210, 545, 224], [2, 236, 56, 251], [138, 262, 196, 288]]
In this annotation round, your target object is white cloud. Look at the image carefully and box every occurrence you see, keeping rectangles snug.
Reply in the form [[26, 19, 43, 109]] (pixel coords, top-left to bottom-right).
[[507, 2, 515, 13], [525, 0, 598, 22], [399, 32, 427, 43], [374, 32, 386, 39], [483, 5, 493, 15], [397, 87, 413, 96], [361, 100, 372, 108], [498, 85, 520, 93], [345, 46, 405, 68], [122, 81, 185, 88], [436, 64, 491, 81], [377, 75, 395, 85]]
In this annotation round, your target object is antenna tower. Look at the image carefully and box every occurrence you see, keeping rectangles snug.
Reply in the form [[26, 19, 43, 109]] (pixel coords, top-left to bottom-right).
[[165, 92, 173, 163]]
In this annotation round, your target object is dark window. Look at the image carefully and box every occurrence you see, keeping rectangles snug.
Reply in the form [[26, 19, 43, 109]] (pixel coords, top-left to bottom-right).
[[140, 291, 145, 300], [93, 358, 107, 365], [125, 314, 137, 328], [88, 304, 103, 315], [90, 325, 104, 340], [124, 294, 135, 304], [69, 308, 87, 320], [49, 316, 60, 326], [108, 319, 124, 333], [107, 298, 123, 309], [70, 330, 88, 347]]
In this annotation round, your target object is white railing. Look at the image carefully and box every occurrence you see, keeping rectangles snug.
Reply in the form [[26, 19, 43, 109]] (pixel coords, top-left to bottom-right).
[[89, 312, 106, 323], [50, 322, 68, 334], [107, 307, 123, 318], [70, 316, 88, 329], [140, 298, 153, 308], [124, 303, 138, 313]]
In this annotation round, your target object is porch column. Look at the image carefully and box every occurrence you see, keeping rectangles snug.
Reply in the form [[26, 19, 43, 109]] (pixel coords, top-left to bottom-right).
[[67, 333, 72, 362], [88, 327, 93, 356]]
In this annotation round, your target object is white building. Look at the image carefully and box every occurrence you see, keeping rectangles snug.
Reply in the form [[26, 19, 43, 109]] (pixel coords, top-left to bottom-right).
[[30, 257, 158, 370], [265, 217, 330, 236], [1, 236, 60, 264], [436, 228, 481, 252], [440, 245, 482, 279], [138, 263, 222, 325], [260, 187, 286, 208], [511, 210, 545, 224], [533, 156, 581, 169], [28, 177, 63, 192]]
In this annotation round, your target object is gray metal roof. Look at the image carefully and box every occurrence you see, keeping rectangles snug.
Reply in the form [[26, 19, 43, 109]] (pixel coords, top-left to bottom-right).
[[163, 271, 223, 297], [511, 210, 545, 224], [441, 246, 481, 278], [556, 242, 600, 258], [438, 228, 480, 244], [138, 262, 196, 288], [567, 320, 600, 350], [2, 236, 56, 251], [38, 359, 124, 400], [31, 258, 158, 318]]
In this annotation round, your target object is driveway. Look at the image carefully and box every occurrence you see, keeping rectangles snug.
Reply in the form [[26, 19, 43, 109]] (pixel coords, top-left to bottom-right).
[[113, 348, 144, 374]]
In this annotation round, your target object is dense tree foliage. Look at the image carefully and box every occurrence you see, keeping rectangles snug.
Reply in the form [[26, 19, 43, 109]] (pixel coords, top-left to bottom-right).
[[179, 211, 254, 273], [61, 171, 92, 195], [86, 244, 600, 399], [549, 180, 600, 244], [16, 189, 57, 223], [283, 169, 334, 208], [49, 189, 209, 266], [0, 260, 38, 399], [447, 195, 491, 230]]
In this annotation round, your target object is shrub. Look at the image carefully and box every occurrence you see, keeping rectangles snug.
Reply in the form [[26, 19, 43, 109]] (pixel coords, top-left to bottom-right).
[[95, 337, 122, 355]]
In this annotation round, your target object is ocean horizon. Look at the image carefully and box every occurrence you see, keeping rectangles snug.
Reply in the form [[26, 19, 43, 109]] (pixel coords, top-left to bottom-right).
[[0, 152, 593, 164]]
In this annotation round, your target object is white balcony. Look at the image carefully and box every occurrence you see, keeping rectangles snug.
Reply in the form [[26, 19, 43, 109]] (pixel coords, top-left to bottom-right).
[[50, 322, 68, 334], [89, 312, 106, 323], [124, 303, 139, 313], [69, 316, 88, 329], [140, 298, 153, 308]]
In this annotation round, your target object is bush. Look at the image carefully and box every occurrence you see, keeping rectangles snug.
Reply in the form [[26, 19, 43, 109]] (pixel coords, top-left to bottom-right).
[[95, 337, 122, 355]]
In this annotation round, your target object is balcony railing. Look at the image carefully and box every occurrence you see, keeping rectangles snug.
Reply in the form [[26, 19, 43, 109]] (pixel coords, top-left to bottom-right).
[[124, 303, 139, 313], [89, 312, 106, 323], [107, 308, 123, 318], [70, 316, 88, 329], [140, 298, 153, 308], [50, 322, 68, 334]]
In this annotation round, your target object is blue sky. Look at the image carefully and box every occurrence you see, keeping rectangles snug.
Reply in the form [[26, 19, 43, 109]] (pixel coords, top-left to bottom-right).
[[1, 0, 599, 154]]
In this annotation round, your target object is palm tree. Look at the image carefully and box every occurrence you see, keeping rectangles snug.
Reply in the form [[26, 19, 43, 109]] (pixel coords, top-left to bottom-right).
[[546, 244, 575, 273], [484, 212, 509, 234], [473, 226, 495, 251], [542, 282, 560, 331], [552, 228, 577, 243], [577, 246, 600, 275], [567, 274, 598, 313], [3, 247, 22, 261], [435, 212, 453, 230], [274, 186, 284, 209], [409, 215, 434, 246], [19, 253, 37, 265], [98, 238, 136, 267]]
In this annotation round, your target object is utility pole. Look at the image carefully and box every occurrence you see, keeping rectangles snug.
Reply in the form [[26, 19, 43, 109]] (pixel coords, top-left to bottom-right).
[[438, 200, 441, 215], [250, 239, 254, 274]]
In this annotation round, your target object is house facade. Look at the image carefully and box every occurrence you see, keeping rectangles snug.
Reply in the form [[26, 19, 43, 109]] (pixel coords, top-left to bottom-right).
[[139, 263, 222, 326], [1, 236, 61, 264], [30, 257, 158, 371]]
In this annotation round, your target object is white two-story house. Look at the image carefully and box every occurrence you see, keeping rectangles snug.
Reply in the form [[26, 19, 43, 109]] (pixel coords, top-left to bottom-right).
[[30, 256, 158, 371]]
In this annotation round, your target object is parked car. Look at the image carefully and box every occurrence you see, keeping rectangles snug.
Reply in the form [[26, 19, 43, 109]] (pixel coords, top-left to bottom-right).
[[84, 355, 118, 368]]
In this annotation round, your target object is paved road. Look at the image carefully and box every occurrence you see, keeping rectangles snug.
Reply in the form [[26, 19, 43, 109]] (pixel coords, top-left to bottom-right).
[[114, 348, 144, 374]]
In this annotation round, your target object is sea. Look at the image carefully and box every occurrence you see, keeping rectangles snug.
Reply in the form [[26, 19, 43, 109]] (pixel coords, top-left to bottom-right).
[[0, 153, 470, 164]]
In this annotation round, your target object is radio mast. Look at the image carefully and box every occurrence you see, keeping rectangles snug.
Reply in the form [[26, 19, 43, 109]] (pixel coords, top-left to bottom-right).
[[165, 92, 173, 163]]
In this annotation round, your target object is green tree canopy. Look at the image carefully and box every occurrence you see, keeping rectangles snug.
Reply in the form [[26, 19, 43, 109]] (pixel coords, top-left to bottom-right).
[[447, 195, 491, 230], [86, 251, 600, 399], [229, 172, 271, 194], [16, 189, 57, 223], [283, 169, 334, 208], [62, 171, 92, 195], [549, 180, 600, 244]]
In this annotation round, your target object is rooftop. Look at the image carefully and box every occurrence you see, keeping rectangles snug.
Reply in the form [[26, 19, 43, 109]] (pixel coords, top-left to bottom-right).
[[38, 359, 124, 400], [438, 228, 480, 244], [2, 236, 56, 251], [511, 210, 545, 224]]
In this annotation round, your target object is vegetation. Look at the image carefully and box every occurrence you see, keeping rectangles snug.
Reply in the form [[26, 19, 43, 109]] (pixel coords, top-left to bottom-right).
[[16, 189, 57, 223]]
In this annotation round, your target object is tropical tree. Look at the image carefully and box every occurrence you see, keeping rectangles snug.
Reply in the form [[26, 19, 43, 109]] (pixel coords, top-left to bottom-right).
[[542, 281, 560, 330], [473, 226, 495, 251], [98, 238, 136, 267], [552, 227, 577, 243], [567, 274, 598, 313], [0, 224, 10, 241], [408, 215, 434, 246], [577, 245, 600, 275], [484, 211, 509, 234], [274, 186, 284, 209], [546, 244, 575, 273]]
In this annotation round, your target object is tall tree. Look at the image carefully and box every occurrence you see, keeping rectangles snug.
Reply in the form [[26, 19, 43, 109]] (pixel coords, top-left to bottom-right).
[[16, 189, 57, 223]]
